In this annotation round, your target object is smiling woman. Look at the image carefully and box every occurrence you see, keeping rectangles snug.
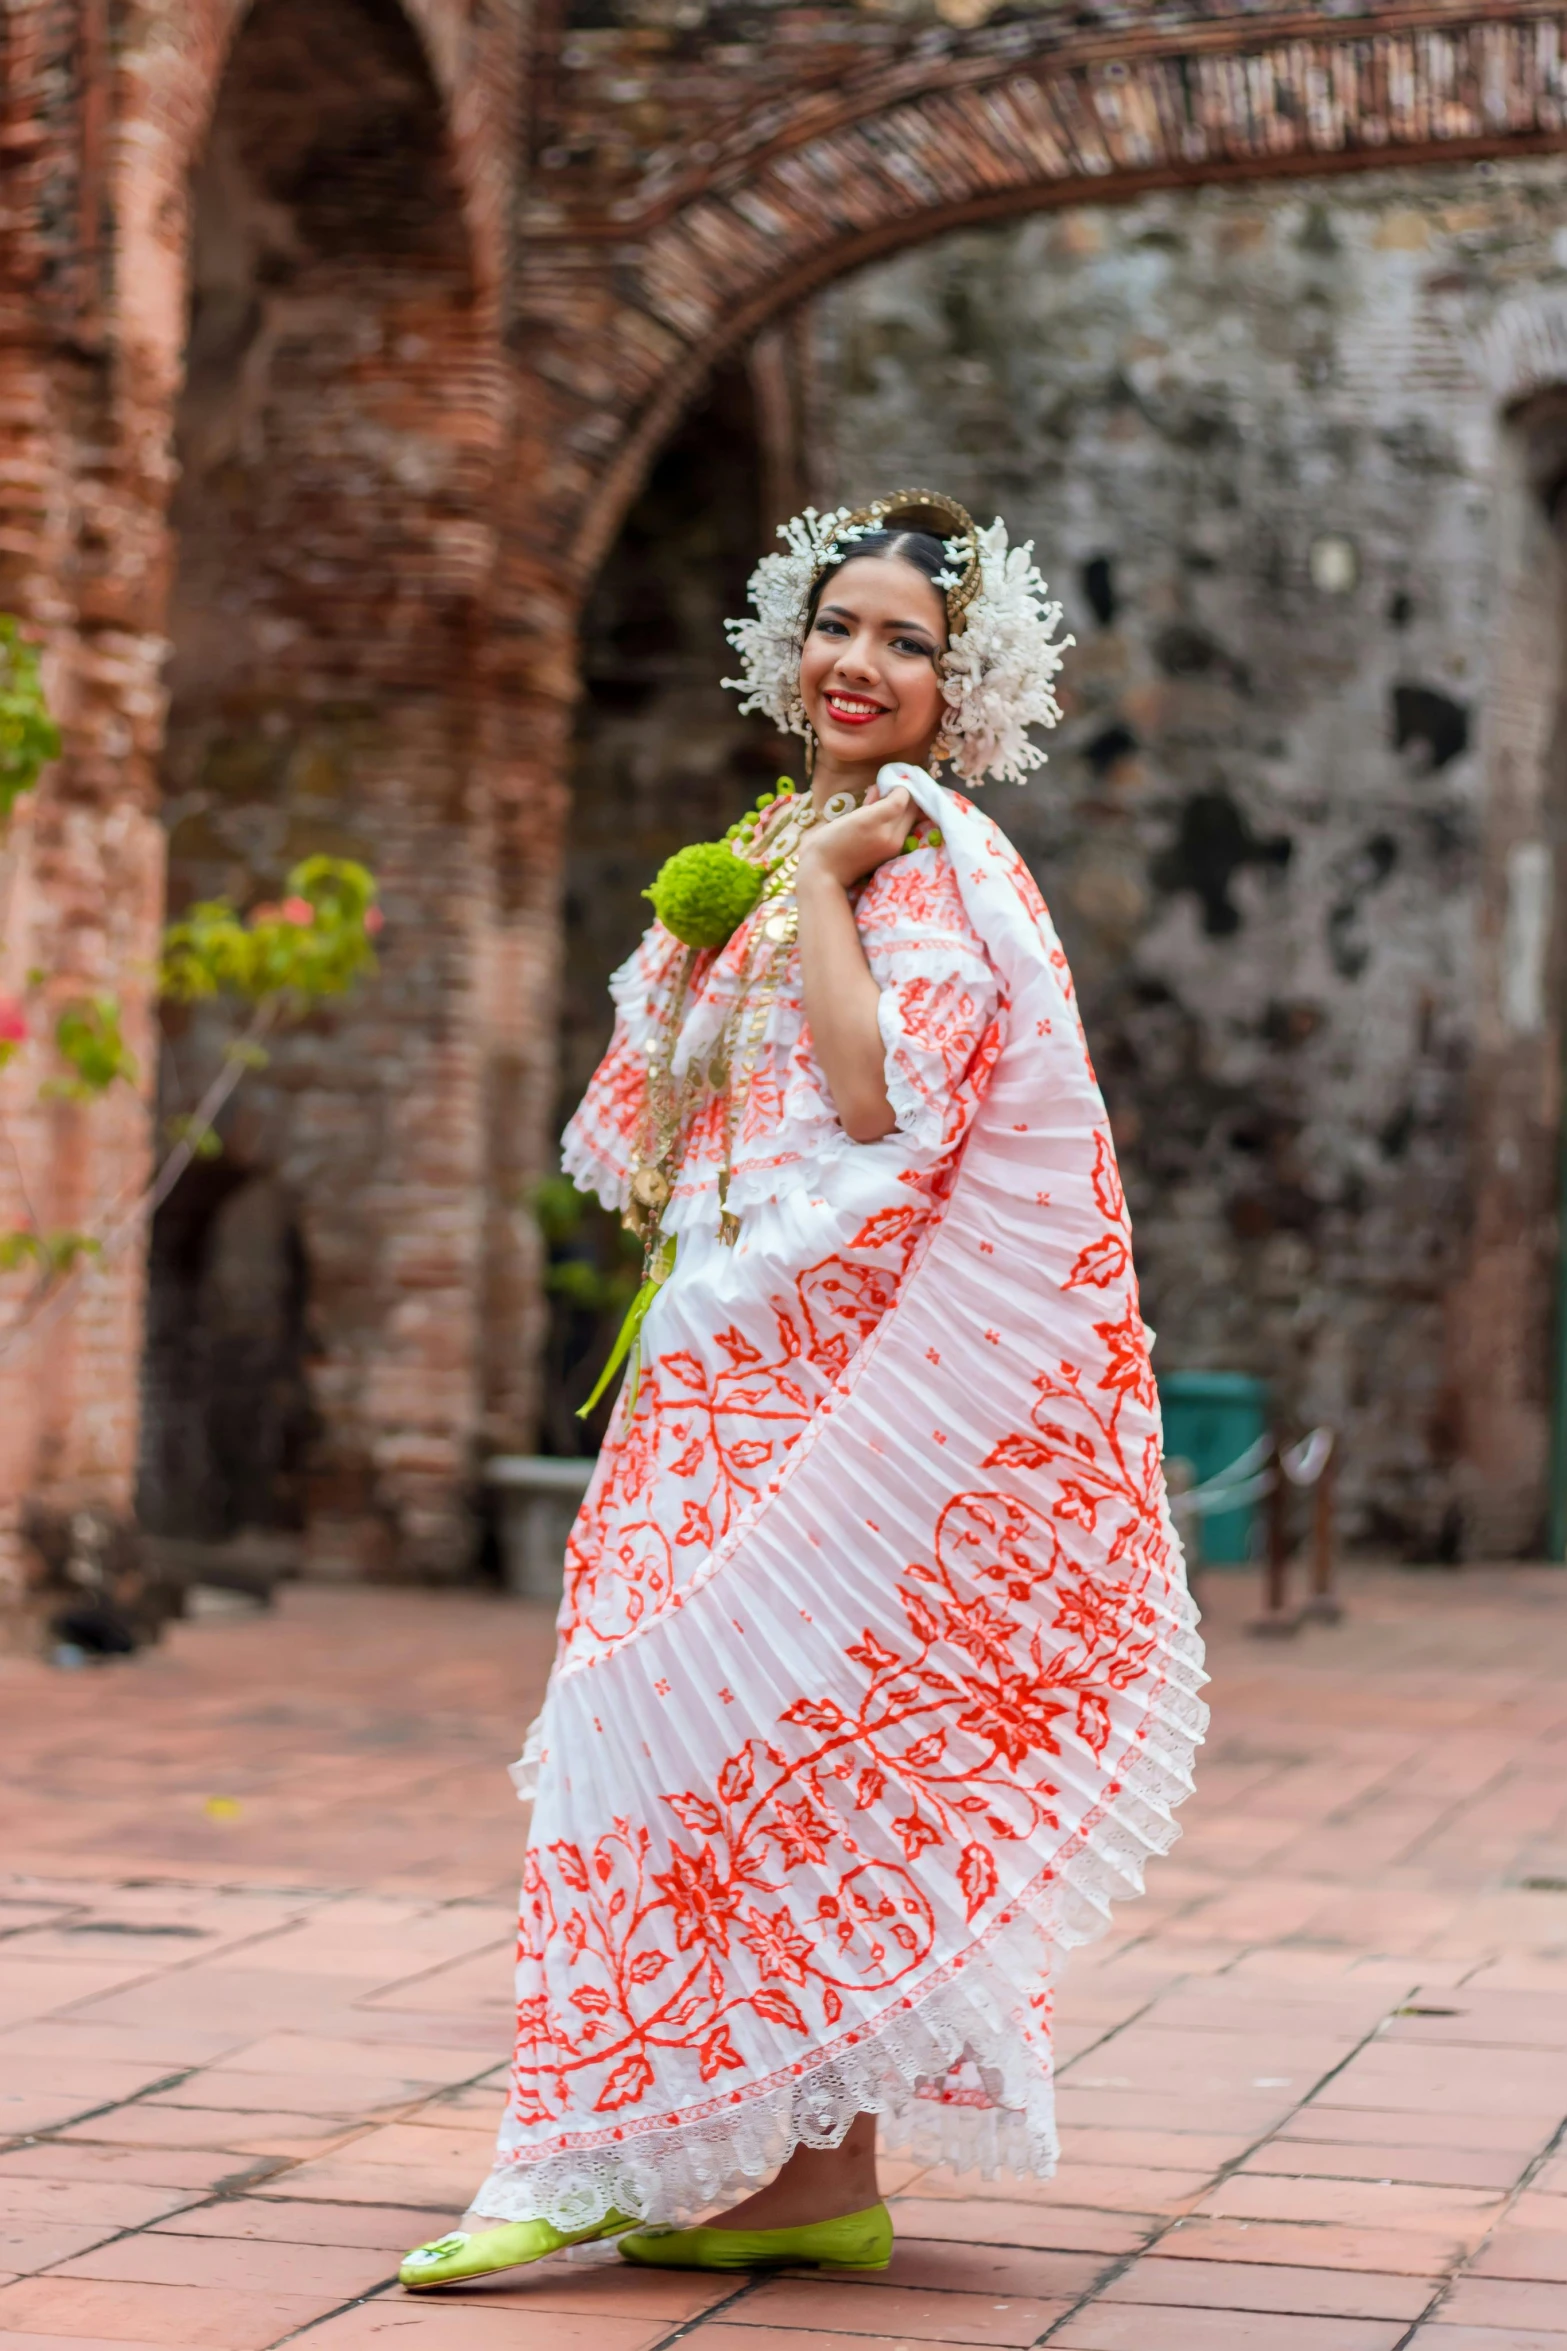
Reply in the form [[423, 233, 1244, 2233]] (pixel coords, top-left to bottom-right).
[[804, 529, 950, 741], [398, 492, 1206, 2294], [796, 541, 953, 1142]]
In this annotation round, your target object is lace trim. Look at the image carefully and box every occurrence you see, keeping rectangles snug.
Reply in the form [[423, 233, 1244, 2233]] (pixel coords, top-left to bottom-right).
[[508, 1716, 543, 1802], [876, 989, 949, 1157], [474, 1599, 1207, 2229], [561, 1120, 631, 1216]]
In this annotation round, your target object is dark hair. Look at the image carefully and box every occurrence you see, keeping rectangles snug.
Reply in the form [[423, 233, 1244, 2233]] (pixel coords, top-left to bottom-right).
[[804, 528, 950, 634]]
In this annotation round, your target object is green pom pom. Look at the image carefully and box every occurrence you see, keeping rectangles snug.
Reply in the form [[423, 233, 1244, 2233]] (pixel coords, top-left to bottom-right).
[[646, 841, 764, 949]]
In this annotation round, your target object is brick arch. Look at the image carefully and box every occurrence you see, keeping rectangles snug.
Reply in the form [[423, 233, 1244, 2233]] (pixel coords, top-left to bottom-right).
[[111, 0, 507, 449], [535, 5, 1567, 580], [151, 0, 503, 291], [1481, 290, 1567, 411]]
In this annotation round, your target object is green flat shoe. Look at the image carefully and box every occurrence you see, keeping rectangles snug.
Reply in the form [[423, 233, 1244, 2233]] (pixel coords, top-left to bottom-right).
[[399, 2207, 634, 2290], [618, 2199, 892, 2273]]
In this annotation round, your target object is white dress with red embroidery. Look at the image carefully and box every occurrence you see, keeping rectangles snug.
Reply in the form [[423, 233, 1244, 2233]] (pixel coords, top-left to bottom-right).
[[477, 766, 1206, 2230]]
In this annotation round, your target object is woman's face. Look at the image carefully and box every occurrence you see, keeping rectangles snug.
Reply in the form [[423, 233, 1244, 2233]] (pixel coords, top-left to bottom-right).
[[798, 556, 948, 773]]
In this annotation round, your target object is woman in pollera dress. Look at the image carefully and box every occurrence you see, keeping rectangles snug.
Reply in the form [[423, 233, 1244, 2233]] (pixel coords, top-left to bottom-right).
[[400, 491, 1206, 2289]]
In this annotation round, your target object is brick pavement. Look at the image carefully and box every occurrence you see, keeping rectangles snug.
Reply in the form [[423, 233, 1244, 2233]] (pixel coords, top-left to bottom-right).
[[1, 1566, 1565, 2350]]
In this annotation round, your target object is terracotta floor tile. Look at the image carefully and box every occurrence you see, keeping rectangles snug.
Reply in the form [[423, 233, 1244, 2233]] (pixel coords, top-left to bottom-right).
[[0, 1963, 165, 2029], [6, 1573, 1567, 2351], [855, 2239, 1104, 2296], [0, 2147, 251, 2193], [251, 2154, 474, 2208], [0, 2334, 174, 2350], [1280, 2107, 1552, 2155], [56, 2102, 364, 2155], [679, 2331, 997, 2351], [290, 2292, 672, 2347], [0, 2223, 129, 2276], [1510, 2191, 1567, 2229], [1241, 2141, 1527, 2192], [148, 2066, 426, 2117], [1033, 2162, 1214, 2213], [1404, 2330, 1567, 2349], [1379, 1992, 1567, 2052], [718, 2274, 1070, 2342], [153, 2197, 452, 2249], [213, 2030, 499, 2081], [1413, 2278, 1567, 2329], [1312, 2046, 1567, 2119], [52, 2229, 396, 2297], [1153, 2216, 1458, 2276], [1099, 2256, 1431, 2319], [0, 2274, 328, 2347], [1469, 2232, 1567, 2283], [1194, 2174, 1503, 2233], [1052, 2089, 1299, 2134], [0, 2179, 196, 2230], [407, 2261, 733, 2319], [888, 2196, 1149, 2256], [1052, 2127, 1246, 2172], [1048, 2308, 1409, 2350], [0, 2020, 248, 2070], [889, 2163, 1207, 2213]]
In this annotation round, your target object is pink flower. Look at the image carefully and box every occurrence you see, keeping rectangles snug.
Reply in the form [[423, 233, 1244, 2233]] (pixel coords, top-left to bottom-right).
[[0, 995, 27, 1046], [363, 905, 384, 936], [280, 896, 315, 927]]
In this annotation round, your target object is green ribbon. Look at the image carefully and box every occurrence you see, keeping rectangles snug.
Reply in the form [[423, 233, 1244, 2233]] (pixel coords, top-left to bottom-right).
[[577, 1234, 676, 1421]]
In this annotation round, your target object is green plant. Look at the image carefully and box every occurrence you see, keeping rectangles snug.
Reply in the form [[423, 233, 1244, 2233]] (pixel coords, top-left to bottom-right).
[[0, 618, 60, 822], [530, 1175, 646, 1451], [0, 618, 384, 1351], [44, 998, 138, 1100], [532, 1175, 641, 1318], [161, 855, 380, 1006]]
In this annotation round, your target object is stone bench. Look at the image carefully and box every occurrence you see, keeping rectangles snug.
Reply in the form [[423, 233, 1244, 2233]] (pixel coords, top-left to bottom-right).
[[483, 1455, 595, 1602]]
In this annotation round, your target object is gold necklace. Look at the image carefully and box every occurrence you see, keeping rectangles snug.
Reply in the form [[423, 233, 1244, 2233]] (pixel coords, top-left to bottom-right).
[[628, 786, 862, 1248], [581, 789, 863, 1414]]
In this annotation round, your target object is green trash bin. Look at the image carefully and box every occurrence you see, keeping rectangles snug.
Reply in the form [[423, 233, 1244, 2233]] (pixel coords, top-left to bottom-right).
[[1158, 1369, 1270, 1566]]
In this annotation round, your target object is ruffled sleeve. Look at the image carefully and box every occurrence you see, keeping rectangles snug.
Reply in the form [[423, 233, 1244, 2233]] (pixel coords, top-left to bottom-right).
[[560, 922, 690, 1212], [856, 845, 1004, 1159]]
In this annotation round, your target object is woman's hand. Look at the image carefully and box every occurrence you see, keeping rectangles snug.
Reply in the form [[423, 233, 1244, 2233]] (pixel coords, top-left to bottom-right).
[[797, 784, 914, 891], [793, 785, 917, 1144]]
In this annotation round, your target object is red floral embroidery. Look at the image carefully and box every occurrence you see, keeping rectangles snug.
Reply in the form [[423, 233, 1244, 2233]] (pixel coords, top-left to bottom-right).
[[504, 794, 1186, 2165], [509, 1314, 1171, 2127]]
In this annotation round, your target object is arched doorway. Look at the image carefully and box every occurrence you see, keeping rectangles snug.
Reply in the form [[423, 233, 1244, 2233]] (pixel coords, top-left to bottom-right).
[[538, 359, 789, 1450], [139, 0, 493, 1578]]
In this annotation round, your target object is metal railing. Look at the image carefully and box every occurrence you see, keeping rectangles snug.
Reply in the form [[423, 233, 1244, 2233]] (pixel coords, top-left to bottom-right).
[[1169, 1426, 1340, 1635]]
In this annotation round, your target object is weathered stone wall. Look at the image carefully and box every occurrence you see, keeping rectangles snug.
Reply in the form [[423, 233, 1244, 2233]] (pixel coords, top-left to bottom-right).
[[805, 159, 1567, 1555]]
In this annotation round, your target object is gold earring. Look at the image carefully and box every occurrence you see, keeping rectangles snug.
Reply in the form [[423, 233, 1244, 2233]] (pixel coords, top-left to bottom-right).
[[804, 723, 816, 781]]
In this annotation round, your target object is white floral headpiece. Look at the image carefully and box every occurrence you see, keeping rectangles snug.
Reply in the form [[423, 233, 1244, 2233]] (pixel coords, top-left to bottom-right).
[[722, 490, 1073, 787]]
